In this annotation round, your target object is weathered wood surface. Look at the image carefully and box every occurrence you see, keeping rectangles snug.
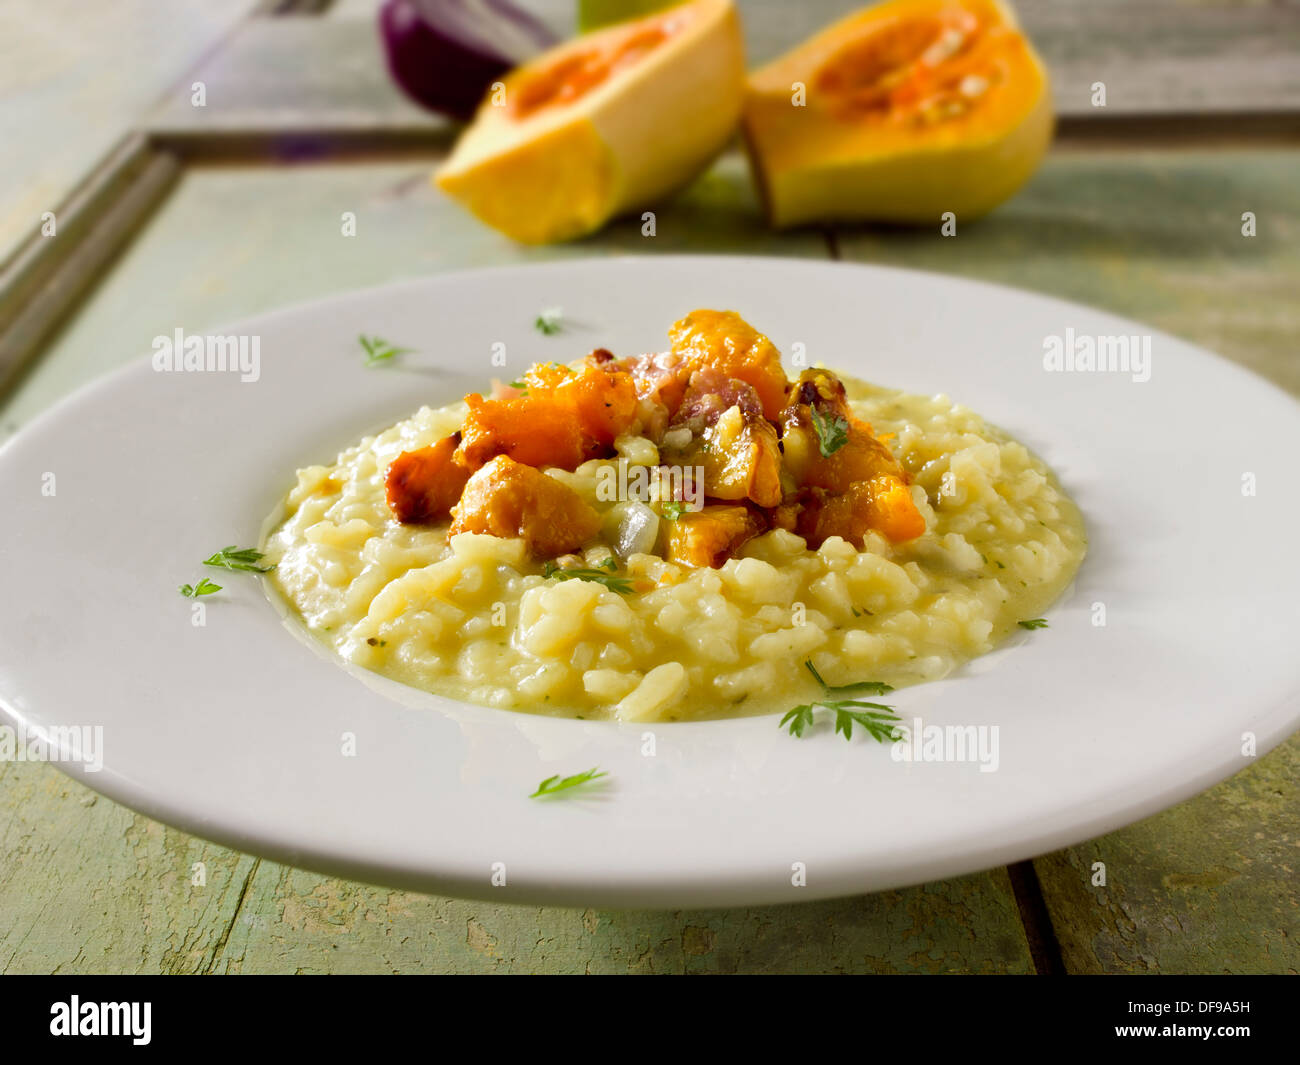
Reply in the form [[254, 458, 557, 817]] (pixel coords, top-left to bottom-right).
[[1, 142, 1296, 973], [146, 0, 1300, 144], [1035, 738, 1299, 975], [0, 759, 1033, 974]]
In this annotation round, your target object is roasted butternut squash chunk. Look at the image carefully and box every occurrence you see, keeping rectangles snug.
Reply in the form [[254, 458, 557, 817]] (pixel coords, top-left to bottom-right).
[[665, 504, 766, 568], [450, 455, 602, 556], [700, 404, 783, 507], [668, 309, 790, 421], [457, 391, 589, 470], [457, 362, 640, 471], [796, 475, 926, 547], [779, 369, 907, 492], [565, 362, 641, 445], [385, 435, 471, 523]]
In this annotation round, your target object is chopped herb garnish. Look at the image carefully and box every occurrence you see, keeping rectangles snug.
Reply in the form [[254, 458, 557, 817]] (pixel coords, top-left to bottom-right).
[[534, 307, 563, 335], [804, 659, 893, 697], [542, 560, 632, 594], [530, 767, 607, 799], [203, 546, 274, 573], [782, 660, 900, 743], [358, 334, 412, 367], [179, 577, 222, 598], [1018, 618, 1049, 630], [810, 406, 850, 457], [661, 501, 686, 521], [779, 704, 818, 738]]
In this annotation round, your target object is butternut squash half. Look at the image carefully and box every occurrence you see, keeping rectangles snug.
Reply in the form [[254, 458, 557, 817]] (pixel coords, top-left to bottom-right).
[[436, 0, 744, 244], [742, 0, 1053, 226]]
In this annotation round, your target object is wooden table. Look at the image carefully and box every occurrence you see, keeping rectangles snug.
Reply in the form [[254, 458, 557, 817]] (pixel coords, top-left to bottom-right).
[[1, 0, 1297, 974]]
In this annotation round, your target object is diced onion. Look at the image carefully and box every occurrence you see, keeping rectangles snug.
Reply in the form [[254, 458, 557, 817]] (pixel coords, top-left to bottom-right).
[[614, 502, 660, 559]]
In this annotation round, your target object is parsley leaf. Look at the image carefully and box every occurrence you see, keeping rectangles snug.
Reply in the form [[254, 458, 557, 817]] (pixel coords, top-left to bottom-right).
[[830, 700, 903, 743], [661, 501, 686, 521], [530, 767, 607, 799], [203, 546, 274, 573], [359, 334, 413, 367], [782, 660, 900, 743], [810, 406, 850, 457], [779, 704, 817, 738], [1018, 618, 1049, 630], [542, 560, 632, 594], [534, 308, 563, 335], [804, 659, 893, 697], [179, 577, 222, 598]]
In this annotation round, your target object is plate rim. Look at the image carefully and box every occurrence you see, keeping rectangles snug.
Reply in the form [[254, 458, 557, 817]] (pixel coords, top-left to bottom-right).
[[2, 254, 1298, 907]]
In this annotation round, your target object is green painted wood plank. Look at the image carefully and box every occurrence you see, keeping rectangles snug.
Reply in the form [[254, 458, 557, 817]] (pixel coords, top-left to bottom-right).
[[0, 757, 1032, 973], [1034, 736, 1299, 974], [206, 861, 1033, 974], [0, 761, 257, 975]]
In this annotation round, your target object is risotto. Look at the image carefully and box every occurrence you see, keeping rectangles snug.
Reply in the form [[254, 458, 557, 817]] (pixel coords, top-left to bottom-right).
[[264, 310, 1086, 722]]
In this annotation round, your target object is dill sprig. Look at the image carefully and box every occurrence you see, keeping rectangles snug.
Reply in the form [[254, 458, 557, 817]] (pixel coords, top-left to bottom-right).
[[202, 546, 274, 573], [530, 767, 607, 799], [359, 334, 413, 366], [542, 558, 632, 595], [534, 307, 564, 335]]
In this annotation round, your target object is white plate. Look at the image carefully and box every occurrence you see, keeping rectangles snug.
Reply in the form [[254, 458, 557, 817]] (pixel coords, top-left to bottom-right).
[[2, 257, 1298, 907]]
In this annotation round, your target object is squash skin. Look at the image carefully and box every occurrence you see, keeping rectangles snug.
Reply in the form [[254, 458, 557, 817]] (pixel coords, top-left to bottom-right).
[[742, 0, 1053, 227], [436, 0, 745, 244]]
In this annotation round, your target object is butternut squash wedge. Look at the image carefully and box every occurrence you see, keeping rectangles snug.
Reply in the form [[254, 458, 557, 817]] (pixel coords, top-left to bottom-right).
[[742, 0, 1053, 226], [436, 0, 745, 244]]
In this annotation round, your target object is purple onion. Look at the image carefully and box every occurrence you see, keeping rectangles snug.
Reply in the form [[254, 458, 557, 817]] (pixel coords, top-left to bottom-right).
[[379, 0, 559, 122]]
